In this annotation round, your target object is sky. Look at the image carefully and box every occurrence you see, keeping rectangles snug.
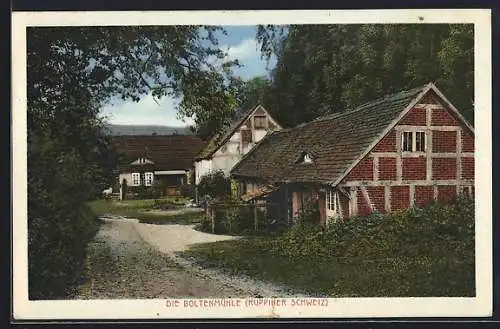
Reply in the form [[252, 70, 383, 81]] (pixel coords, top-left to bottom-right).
[[100, 26, 276, 127]]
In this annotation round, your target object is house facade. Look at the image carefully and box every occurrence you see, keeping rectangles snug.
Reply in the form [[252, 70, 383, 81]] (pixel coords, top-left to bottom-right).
[[111, 135, 207, 199], [194, 105, 281, 186], [231, 83, 475, 226]]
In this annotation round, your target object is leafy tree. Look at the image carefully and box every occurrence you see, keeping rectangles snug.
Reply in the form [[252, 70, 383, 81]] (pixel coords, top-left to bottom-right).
[[29, 26, 241, 139], [257, 24, 474, 128], [27, 26, 239, 298], [191, 75, 273, 138], [256, 24, 288, 60], [237, 75, 272, 110], [437, 24, 474, 124]]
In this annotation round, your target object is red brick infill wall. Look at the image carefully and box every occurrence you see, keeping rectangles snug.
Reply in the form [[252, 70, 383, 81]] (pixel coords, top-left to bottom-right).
[[339, 93, 474, 219]]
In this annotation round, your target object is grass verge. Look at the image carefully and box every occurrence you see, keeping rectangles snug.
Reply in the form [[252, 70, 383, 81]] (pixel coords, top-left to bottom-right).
[[181, 238, 474, 297], [88, 199, 203, 225]]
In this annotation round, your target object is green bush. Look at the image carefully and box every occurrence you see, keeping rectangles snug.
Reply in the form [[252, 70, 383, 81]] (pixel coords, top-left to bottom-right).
[[129, 185, 158, 199], [295, 201, 321, 227], [152, 181, 166, 197], [28, 133, 106, 299], [272, 198, 475, 261], [269, 198, 475, 296], [198, 170, 231, 200], [194, 218, 213, 233], [152, 199, 179, 210], [28, 204, 101, 299], [204, 205, 243, 234], [219, 207, 240, 233], [195, 204, 267, 236]]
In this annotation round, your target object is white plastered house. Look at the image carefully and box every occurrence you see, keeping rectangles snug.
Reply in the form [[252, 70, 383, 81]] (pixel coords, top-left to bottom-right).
[[194, 105, 282, 195]]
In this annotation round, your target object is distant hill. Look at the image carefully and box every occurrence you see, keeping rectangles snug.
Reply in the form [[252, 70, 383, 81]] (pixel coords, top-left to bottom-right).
[[105, 124, 194, 136]]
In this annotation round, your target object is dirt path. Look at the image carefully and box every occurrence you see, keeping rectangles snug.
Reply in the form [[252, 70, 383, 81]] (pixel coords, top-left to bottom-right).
[[132, 222, 237, 254], [76, 215, 304, 299]]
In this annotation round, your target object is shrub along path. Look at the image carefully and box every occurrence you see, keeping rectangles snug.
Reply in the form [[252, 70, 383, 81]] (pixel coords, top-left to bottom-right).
[[181, 200, 475, 297], [76, 215, 304, 299]]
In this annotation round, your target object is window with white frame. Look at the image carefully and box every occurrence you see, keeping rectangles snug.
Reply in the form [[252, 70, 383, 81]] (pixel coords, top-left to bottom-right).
[[326, 189, 340, 212], [402, 131, 426, 152], [144, 172, 154, 186], [131, 172, 140, 186], [415, 131, 426, 152]]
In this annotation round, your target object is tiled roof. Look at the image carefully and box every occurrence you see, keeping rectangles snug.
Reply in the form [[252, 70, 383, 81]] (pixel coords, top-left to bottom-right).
[[111, 135, 207, 172], [231, 84, 431, 185], [196, 105, 272, 160]]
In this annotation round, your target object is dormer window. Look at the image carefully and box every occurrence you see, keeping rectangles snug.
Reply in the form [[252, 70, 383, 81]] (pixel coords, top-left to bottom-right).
[[303, 154, 313, 164], [131, 157, 154, 165], [296, 151, 314, 164]]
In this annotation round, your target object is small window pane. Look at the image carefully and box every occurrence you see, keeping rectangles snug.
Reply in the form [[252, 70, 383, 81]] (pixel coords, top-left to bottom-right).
[[144, 172, 154, 186], [402, 132, 413, 152], [132, 173, 140, 186], [416, 131, 426, 152], [327, 190, 335, 211]]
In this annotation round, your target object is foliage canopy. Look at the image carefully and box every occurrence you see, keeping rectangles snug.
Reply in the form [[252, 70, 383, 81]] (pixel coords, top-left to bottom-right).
[[256, 24, 474, 127]]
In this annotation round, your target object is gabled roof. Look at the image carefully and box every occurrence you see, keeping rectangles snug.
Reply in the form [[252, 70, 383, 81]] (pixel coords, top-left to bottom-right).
[[231, 83, 474, 186], [195, 105, 281, 161], [111, 135, 207, 172]]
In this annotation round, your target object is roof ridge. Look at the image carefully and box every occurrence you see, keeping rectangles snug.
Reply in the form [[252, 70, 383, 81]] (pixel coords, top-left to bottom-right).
[[275, 85, 425, 131], [312, 84, 429, 123]]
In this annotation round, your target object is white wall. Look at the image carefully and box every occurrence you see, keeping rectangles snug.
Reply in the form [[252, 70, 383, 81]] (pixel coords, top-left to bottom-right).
[[212, 154, 241, 176], [118, 173, 133, 186], [195, 159, 212, 185], [196, 107, 281, 185], [254, 129, 268, 142], [229, 131, 241, 142], [242, 143, 253, 155], [226, 142, 240, 154]]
